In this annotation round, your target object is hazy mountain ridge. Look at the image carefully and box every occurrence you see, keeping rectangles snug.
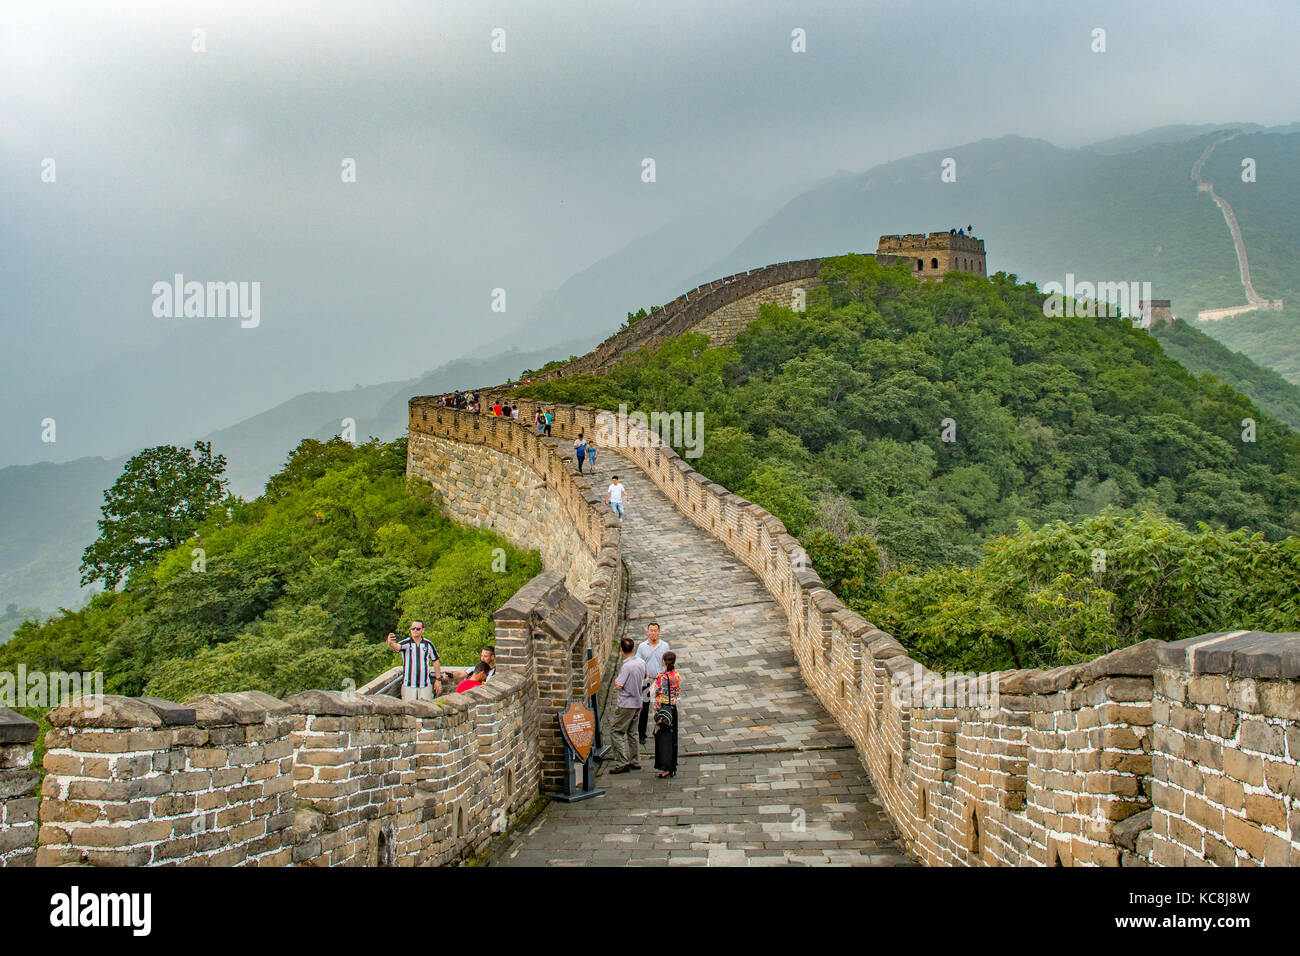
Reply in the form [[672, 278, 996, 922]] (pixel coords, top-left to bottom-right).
[[6, 123, 1300, 616], [0, 342, 585, 614]]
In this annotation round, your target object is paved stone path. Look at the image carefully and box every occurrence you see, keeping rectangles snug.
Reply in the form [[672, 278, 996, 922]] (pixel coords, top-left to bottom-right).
[[496, 445, 911, 866]]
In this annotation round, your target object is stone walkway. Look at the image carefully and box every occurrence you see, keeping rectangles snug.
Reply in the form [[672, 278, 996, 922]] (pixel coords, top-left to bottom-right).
[[496, 445, 911, 866]]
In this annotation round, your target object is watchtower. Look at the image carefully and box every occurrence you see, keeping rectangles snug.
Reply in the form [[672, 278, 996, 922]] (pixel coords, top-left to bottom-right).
[[876, 231, 986, 281], [1136, 299, 1175, 328]]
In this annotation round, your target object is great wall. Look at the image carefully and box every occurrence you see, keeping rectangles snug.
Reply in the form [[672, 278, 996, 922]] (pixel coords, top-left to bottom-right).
[[1, 235, 1297, 867], [1192, 131, 1284, 322]]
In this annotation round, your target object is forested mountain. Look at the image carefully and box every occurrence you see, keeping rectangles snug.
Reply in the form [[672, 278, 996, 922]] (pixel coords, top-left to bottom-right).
[[0, 438, 539, 699], [515, 256, 1300, 668], [1152, 320, 1300, 429], [1194, 311, 1300, 386], [0, 341, 583, 616], [689, 131, 1300, 322]]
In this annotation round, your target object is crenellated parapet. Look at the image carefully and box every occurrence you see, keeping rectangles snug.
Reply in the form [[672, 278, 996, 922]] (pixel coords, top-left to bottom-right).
[[528, 257, 827, 381], [22, 676, 540, 867], [459, 399, 1300, 866]]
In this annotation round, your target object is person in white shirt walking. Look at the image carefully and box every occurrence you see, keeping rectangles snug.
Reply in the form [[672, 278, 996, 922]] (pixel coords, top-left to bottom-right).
[[606, 475, 627, 520]]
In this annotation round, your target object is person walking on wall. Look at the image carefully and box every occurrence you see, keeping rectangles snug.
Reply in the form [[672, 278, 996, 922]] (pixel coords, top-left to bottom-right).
[[585, 438, 598, 475], [653, 651, 680, 778], [636, 622, 669, 746], [574, 432, 587, 473], [544, 408, 554, 436], [534, 408, 545, 435], [386, 620, 442, 701], [606, 475, 627, 521], [608, 637, 646, 774]]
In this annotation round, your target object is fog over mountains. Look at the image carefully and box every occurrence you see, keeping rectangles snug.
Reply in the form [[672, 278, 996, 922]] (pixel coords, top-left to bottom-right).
[[6, 121, 1300, 615], [4, 1, 1300, 617]]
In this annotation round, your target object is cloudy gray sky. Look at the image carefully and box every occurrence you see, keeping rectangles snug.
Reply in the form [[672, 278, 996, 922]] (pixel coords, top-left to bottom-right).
[[3, 0, 1298, 465]]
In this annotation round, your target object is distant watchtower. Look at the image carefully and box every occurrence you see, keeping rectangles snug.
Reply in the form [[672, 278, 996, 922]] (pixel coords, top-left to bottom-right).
[[1136, 299, 1175, 328], [876, 230, 986, 281]]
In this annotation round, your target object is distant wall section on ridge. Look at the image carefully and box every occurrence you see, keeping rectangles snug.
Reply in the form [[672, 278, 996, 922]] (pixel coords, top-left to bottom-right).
[[533, 258, 826, 380]]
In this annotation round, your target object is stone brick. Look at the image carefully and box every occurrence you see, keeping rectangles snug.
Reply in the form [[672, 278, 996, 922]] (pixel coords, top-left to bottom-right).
[[1185, 795, 1224, 832], [1222, 748, 1264, 787], [1168, 815, 1204, 854], [1187, 675, 1229, 707], [1257, 682, 1300, 721], [1243, 792, 1286, 829], [1205, 708, 1238, 739], [1224, 814, 1265, 860], [1236, 719, 1285, 757], [1262, 758, 1297, 798]]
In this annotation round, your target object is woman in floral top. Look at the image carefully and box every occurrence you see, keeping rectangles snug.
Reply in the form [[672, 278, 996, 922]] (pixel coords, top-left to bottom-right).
[[653, 651, 681, 778]]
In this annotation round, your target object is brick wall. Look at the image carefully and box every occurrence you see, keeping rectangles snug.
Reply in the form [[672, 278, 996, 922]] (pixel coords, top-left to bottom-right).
[[36, 693, 296, 866], [407, 402, 624, 662], [491, 572, 596, 794], [1150, 633, 1300, 866], [525, 258, 825, 381], [406, 404, 627, 796], [0, 707, 39, 866], [10, 675, 540, 867], [690, 277, 817, 346]]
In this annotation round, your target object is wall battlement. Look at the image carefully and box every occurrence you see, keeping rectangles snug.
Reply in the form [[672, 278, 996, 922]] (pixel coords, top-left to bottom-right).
[[530, 257, 827, 381], [449, 398, 1300, 867], [4, 677, 537, 867]]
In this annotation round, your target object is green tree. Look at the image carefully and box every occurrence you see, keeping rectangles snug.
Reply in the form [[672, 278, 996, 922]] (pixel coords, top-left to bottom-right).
[[79, 441, 230, 590]]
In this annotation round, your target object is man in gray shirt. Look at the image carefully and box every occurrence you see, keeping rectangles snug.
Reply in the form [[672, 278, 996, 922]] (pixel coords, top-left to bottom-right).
[[636, 622, 670, 746], [609, 637, 646, 774]]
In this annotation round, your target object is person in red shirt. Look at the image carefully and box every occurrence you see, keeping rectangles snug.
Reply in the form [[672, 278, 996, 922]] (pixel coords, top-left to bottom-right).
[[492, 402, 503, 416], [456, 661, 491, 694]]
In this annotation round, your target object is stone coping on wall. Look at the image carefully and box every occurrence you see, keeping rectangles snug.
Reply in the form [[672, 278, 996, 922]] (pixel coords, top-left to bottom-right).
[[42, 677, 529, 730], [493, 570, 588, 640], [0, 706, 39, 744], [1157, 630, 1300, 678]]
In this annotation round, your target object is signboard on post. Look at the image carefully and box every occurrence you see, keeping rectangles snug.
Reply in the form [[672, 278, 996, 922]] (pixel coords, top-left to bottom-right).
[[585, 657, 602, 698], [554, 700, 604, 802], [559, 700, 596, 762]]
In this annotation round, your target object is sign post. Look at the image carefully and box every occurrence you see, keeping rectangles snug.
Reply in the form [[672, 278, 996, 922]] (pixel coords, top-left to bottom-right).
[[585, 650, 610, 759], [553, 700, 605, 803]]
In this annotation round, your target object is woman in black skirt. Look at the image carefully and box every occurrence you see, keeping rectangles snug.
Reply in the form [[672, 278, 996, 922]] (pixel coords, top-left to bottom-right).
[[652, 651, 680, 778]]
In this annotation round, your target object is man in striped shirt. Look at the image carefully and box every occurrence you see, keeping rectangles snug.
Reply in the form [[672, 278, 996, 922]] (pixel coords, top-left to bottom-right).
[[386, 621, 442, 700]]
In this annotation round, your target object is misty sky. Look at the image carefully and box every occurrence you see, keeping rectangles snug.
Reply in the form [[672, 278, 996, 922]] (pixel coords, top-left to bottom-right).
[[3, 0, 1298, 466]]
